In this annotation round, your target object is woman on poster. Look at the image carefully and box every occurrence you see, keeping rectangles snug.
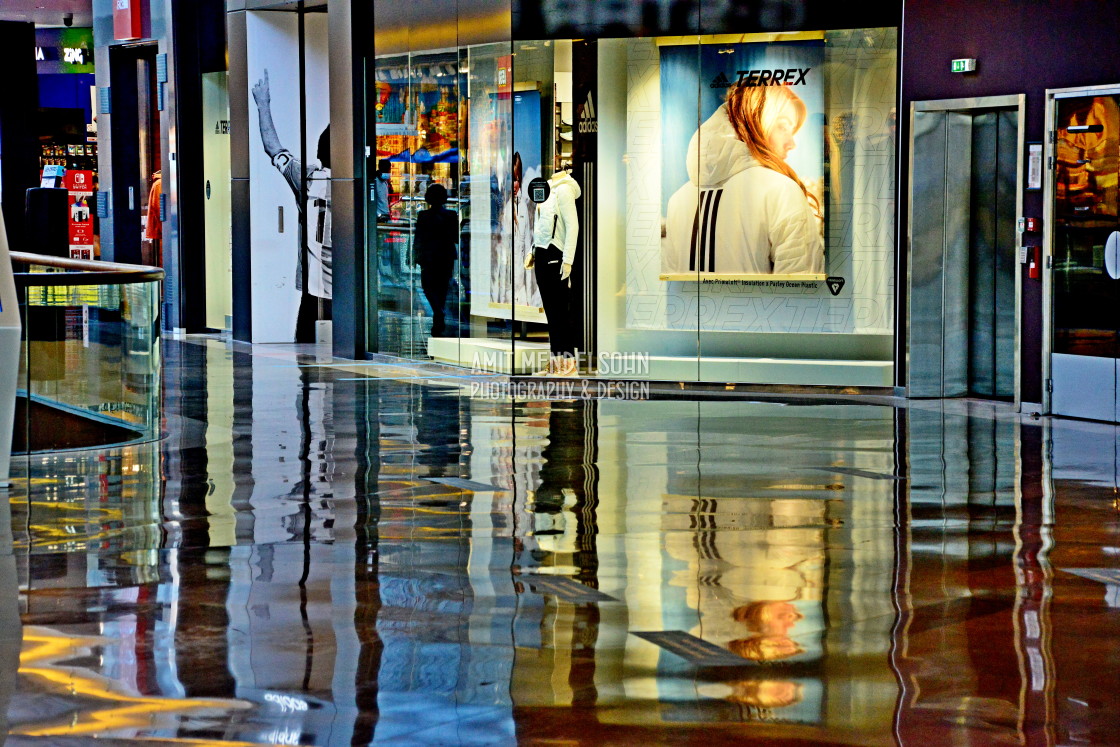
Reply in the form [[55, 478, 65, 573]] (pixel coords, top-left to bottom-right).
[[664, 83, 823, 276]]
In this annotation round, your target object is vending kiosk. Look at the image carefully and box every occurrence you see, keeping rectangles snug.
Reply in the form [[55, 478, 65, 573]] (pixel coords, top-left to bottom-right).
[[0, 210, 20, 488]]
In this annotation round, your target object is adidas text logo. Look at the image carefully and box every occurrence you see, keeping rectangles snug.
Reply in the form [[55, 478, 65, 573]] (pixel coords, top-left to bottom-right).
[[709, 71, 732, 89], [578, 91, 598, 133]]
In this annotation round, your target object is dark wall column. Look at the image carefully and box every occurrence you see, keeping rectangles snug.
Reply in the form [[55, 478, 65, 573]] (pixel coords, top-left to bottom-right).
[[0, 22, 40, 251], [328, 0, 371, 359], [106, 44, 143, 266], [171, 0, 227, 332], [571, 40, 598, 361], [226, 8, 252, 342]]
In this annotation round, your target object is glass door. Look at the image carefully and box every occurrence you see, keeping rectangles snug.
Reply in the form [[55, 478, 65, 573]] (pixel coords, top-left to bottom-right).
[[1051, 91, 1120, 421]]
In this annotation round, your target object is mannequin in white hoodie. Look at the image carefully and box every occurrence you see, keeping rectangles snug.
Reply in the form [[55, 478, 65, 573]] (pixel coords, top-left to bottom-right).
[[664, 83, 823, 276], [525, 170, 581, 375]]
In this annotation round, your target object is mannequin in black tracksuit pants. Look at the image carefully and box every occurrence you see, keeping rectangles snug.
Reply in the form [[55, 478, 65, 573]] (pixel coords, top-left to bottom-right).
[[527, 171, 581, 368]]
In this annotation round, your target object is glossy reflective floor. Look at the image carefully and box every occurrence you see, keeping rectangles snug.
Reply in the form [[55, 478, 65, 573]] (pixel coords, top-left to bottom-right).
[[3, 338, 1120, 745]]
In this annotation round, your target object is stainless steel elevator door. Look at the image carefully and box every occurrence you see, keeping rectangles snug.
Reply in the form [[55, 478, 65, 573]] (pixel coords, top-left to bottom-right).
[[909, 107, 1019, 398], [969, 111, 1019, 398]]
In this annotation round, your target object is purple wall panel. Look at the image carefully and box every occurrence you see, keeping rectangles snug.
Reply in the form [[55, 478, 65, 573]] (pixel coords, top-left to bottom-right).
[[901, 0, 1120, 403]]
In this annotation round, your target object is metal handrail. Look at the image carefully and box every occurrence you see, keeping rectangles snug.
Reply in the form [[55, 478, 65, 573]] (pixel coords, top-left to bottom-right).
[[10, 252, 165, 286]]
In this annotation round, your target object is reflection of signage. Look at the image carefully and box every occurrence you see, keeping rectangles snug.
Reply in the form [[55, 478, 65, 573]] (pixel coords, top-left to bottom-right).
[[376, 123, 418, 137], [214, 119, 230, 135], [497, 55, 512, 100], [114, 0, 144, 41], [65, 170, 96, 259]]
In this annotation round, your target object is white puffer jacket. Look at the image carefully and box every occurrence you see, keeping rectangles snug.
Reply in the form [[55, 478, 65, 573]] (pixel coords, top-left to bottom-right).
[[664, 104, 823, 275], [533, 171, 582, 265]]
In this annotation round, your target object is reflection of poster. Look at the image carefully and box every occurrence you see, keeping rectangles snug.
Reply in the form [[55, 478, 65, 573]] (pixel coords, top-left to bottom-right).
[[501, 91, 544, 313], [1056, 96, 1120, 219], [660, 41, 825, 279], [488, 56, 515, 316], [662, 492, 826, 722], [472, 56, 549, 324]]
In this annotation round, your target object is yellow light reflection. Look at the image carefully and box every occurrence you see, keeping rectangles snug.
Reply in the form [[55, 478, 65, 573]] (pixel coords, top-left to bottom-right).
[[15, 629, 255, 740]]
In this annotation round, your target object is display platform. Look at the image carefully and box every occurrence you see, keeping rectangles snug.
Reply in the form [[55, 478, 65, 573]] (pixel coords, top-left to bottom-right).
[[647, 356, 893, 387], [428, 334, 893, 385], [427, 337, 551, 374]]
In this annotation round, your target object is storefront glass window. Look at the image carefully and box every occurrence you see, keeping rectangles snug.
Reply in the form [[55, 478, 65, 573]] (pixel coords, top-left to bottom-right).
[[597, 29, 897, 384], [366, 16, 897, 386]]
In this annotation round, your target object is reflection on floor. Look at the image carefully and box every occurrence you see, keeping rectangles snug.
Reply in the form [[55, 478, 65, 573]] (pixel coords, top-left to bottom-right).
[[2, 338, 1119, 744]]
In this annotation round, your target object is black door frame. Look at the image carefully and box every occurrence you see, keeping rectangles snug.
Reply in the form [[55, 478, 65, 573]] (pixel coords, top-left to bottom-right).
[[107, 42, 159, 267]]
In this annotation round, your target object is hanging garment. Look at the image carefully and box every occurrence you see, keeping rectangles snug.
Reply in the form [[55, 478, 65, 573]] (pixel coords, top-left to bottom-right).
[[144, 173, 162, 241]]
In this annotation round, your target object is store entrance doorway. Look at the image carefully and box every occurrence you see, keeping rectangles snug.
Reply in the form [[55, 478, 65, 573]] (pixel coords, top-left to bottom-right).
[[108, 43, 161, 267], [907, 95, 1025, 402], [1047, 86, 1120, 422]]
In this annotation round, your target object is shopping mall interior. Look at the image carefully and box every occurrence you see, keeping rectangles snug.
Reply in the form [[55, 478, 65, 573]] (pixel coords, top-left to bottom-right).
[[2, 0, 1120, 744]]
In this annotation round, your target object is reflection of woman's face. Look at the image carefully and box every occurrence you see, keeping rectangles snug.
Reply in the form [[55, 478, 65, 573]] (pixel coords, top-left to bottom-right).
[[758, 636, 801, 660], [729, 634, 805, 662], [727, 680, 804, 709], [733, 600, 805, 636], [766, 602, 804, 635]]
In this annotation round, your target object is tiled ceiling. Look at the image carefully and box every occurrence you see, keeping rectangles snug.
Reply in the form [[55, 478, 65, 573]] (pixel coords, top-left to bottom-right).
[[0, 0, 93, 28]]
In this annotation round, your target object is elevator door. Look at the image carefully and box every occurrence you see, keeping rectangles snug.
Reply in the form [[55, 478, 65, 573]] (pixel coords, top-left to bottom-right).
[[1050, 92, 1120, 421], [909, 106, 1018, 398]]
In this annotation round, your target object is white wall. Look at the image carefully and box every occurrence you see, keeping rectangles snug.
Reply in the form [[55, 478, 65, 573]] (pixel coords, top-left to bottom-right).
[[202, 72, 233, 331]]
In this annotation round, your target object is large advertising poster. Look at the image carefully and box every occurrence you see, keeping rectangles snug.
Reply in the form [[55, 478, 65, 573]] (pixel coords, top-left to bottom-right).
[[246, 11, 330, 343], [65, 170, 95, 260], [502, 91, 544, 317], [660, 41, 825, 280]]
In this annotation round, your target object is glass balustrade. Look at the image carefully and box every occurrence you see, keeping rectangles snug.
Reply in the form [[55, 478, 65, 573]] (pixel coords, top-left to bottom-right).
[[10, 253, 163, 455]]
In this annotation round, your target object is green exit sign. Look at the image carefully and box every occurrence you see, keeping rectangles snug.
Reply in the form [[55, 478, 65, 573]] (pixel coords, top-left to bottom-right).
[[951, 58, 977, 73]]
